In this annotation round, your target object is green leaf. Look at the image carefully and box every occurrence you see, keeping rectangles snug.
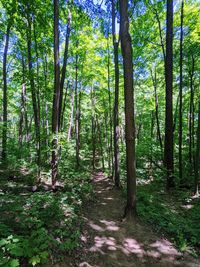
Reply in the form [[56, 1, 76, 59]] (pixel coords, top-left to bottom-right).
[[29, 255, 41, 266], [9, 259, 19, 267]]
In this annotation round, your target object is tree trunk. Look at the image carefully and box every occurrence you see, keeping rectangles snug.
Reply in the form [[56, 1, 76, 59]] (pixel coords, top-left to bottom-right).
[[151, 67, 163, 156], [189, 55, 195, 169], [194, 101, 200, 195], [164, 0, 174, 190], [75, 54, 80, 167], [120, 0, 137, 218], [67, 85, 75, 141], [52, 0, 60, 187], [2, 24, 11, 164], [59, 11, 71, 130], [112, 0, 120, 187], [179, 2, 184, 182], [61, 81, 69, 130], [107, 36, 114, 177], [26, 11, 41, 176]]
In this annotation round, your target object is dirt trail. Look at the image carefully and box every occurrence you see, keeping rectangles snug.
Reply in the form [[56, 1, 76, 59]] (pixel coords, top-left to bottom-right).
[[59, 172, 200, 267]]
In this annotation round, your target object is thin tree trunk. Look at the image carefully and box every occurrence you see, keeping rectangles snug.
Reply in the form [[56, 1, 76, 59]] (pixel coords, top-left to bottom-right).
[[59, 11, 71, 130], [67, 86, 75, 141], [91, 87, 96, 170], [52, 0, 60, 187], [75, 54, 80, 167], [153, 7, 166, 62], [120, 0, 137, 218], [26, 11, 41, 176], [112, 0, 120, 187], [107, 36, 114, 176], [189, 55, 195, 168], [179, 0, 184, 182], [151, 67, 163, 156], [194, 101, 200, 195], [2, 24, 11, 164], [61, 81, 69, 130], [164, 0, 174, 190]]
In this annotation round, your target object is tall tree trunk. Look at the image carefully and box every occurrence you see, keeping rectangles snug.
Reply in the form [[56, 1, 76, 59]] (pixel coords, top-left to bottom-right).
[[194, 101, 200, 195], [179, 2, 184, 182], [59, 11, 71, 130], [67, 86, 75, 141], [120, 0, 137, 218], [52, 0, 60, 187], [189, 55, 195, 168], [2, 24, 11, 164], [91, 86, 96, 170], [107, 36, 114, 176], [61, 81, 69, 130], [153, 7, 166, 62], [75, 54, 80, 167], [26, 11, 41, 176], [151, 67, 163, 156], [112, 0, 120, 187], [164, 0, 174, 190]]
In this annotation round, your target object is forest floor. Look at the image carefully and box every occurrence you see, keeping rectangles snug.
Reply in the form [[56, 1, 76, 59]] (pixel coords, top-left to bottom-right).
[[51, 171, 200, 267]]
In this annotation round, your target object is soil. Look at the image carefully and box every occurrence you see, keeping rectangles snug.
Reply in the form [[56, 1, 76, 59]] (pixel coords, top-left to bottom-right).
[[46, 172, 200, 267]]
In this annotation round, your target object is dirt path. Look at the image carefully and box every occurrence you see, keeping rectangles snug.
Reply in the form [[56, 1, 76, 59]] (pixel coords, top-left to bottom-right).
[[59, 172, 200, 267]]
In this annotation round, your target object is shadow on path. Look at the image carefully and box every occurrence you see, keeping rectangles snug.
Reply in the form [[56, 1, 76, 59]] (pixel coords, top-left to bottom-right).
[[77, 172, 200, 267]]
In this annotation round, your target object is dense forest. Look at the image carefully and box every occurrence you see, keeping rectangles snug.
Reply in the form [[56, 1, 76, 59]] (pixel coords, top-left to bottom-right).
[[0, 0, 200, 266]]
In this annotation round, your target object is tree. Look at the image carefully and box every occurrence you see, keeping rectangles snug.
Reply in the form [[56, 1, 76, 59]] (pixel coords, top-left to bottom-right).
[[179, 0, 184, 182], [164, 0, 174, 190], [52, 0, 60, 187], [120, 0, 137, 217], [2, 23, 11, 164], [112, 0, 120, 187]]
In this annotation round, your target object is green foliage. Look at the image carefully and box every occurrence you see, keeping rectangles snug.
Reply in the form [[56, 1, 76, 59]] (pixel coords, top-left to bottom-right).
[[0, 163, 92, 266], [137, 180, 200, 253]]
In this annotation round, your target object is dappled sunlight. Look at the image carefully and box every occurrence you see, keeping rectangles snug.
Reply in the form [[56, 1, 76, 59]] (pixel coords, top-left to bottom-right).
[[88, 220, 105, 232], [150, 240, 181, 257], [122, 238, 144, 257], [76, 172, 197, 267]]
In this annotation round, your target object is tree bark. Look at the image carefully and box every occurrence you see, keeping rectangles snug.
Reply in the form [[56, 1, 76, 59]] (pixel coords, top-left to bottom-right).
[[120, 0, 137, 218], [67, 85, 75, 141], [179, 1, 184, 182], [164, 0, 174, 190], [194, 101, 200, 195], [151, 67, 163, 156], [26, 10, 41, 175], [52, 0, 60, 187], [107, 36, 114, 176], [2, 23, 11, 164], [112, 0, 120, 187], [189, 55, 195, 169], [59, 11, 71, 130]]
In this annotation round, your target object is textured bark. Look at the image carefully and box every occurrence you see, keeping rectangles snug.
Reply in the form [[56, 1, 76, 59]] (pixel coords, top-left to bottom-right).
[[91, 87, 96, 170], [67, 86, 75, 141], [112, 0, 120, 187], [52, 0, 60, 187], [189, 56, 195, 169], [179, 1, 184, 182], [120, 0, 137, 217], [26, 11, 41, 174], [164, 0, 174, 190], [75, 54, 80, 167], [107, 36, 114, 176], [59, 12, 71, 130], [151, 68, 163, 156], [2, 24, 11, 163], [153, 7, 166, 62], [60, 83, 69, 130], [194, 101, 200, 195]]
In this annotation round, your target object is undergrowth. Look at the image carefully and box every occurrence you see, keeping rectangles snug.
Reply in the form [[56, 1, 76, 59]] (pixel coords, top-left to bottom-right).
[[0, 158, 93, 266]]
